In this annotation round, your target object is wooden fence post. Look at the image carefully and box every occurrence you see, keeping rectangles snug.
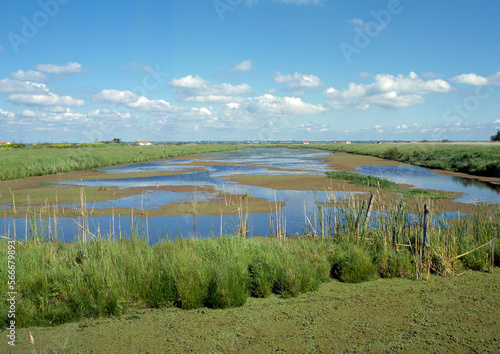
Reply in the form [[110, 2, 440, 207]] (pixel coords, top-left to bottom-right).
[[422, 204, 430, 279]]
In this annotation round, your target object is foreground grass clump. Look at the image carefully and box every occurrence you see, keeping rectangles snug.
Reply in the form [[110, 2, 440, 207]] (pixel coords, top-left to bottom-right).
[[0, 237, 336, 328]]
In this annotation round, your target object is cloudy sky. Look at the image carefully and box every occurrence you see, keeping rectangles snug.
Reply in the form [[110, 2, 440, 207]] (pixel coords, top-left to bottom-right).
[[1, 0, 499, 142]]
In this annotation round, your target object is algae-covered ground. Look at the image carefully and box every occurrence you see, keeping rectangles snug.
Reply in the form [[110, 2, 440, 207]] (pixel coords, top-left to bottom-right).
[[5, 269, 499, 353]]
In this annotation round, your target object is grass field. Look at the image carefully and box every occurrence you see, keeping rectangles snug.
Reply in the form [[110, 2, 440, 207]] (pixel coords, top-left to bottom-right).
[[290, 142, 500, 178], [0, 143, 247, 181]]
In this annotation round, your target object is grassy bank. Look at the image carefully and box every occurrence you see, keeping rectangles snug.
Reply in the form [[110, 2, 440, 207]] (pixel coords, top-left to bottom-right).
[[0, 143, 247, 181], [1, 200, 498, 330], [290, 143, 500, 178]]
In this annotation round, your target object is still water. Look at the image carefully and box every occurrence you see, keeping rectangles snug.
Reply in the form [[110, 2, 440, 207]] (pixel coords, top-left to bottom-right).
[[1, 148, 498, 242]]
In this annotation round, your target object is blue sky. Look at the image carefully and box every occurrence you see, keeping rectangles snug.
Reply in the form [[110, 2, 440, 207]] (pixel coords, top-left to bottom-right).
[[1, 0, 499, 142]]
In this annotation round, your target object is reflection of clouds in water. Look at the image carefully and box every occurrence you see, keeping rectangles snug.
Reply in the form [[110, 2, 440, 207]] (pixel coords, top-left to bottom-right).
[[6, 147, 496, 242]]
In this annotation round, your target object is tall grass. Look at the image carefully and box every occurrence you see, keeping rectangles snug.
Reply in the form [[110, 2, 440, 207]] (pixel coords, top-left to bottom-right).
[[0, 144, 248, 181], [0, 236, 336, 328]]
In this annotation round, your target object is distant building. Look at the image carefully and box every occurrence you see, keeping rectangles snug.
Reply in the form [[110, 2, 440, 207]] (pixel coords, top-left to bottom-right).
[[0, 142, 11, 145], [302, 142, 310, 145], [345, 140, 351, 144], [137, 142, 152, 146]]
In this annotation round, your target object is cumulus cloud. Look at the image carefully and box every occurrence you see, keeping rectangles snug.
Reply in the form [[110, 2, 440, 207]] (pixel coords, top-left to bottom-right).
[[169, 75, 252, 103], [35, 62, 83, 74], [7, 93, 85, 106], [11, 70, 47, 82], [0, 79, 48, 94], [93, 89, 174, 113], [324, 72, 451, 110], [274, 72, 323, 95], [246, 94, 327, 116], [232, 60, 253, 72], [451, 71, 500, 86], [17, 109, 38, 117], [92, 90, 175, 113]]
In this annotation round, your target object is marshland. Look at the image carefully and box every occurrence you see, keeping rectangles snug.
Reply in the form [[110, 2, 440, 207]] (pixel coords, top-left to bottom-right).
[[1, 142, 499, 352]]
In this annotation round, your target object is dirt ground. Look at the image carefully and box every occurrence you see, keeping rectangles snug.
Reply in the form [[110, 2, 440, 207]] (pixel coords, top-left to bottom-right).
[[5, 269, 499, 353]]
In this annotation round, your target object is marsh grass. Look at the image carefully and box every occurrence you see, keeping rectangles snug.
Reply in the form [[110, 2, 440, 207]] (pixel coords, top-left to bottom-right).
[[291, 143, 500, 177], [326, 171, 454, 199], [0, 144, 248, 181]]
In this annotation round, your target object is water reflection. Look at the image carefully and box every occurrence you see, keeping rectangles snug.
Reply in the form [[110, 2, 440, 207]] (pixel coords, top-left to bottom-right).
[[2, 148, 498, 242], [356, 165, 499, 204]]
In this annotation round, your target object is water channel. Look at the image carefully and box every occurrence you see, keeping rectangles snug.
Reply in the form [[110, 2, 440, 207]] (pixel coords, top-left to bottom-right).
[[1, 148, 498, 243]]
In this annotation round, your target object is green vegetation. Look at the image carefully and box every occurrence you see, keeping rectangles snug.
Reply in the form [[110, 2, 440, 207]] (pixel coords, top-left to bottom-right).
[[491, 129, 500, 141], [291, 143, 500, 177], [0, 144, 246, 180], [326, 171, 397, 190], [325, 171, 452, 199], [1, 198, 497, 330]]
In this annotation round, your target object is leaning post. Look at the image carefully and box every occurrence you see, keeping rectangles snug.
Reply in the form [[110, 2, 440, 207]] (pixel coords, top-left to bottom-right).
[[422, 204, 430, 279]]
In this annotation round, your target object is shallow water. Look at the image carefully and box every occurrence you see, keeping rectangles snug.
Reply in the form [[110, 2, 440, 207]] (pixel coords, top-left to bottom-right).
[[1, 148, 497, 242], [356, 165, 500, 204]]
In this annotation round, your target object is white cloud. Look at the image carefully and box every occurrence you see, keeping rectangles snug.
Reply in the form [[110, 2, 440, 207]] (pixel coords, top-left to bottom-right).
[[169, 75, 252, 103], [88, 109, 133, 120], [0, 79, 48, 94], [451, 73, 489, 86], [35, 62, 83, 74], [7, 93, 85, 106], [300, 122, 328, 133], [246, 94, 327, 116], [43, 106, 67, 113], [232, 60, 253, 72], [11, 70, 47, 82], [0, 108, 15, 119], [325, 72, 451, 110], [451, 71, 500, 86], [93, 89, 174, 113], [274, 72, 323, 95], [17, 109, 38, 117]]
